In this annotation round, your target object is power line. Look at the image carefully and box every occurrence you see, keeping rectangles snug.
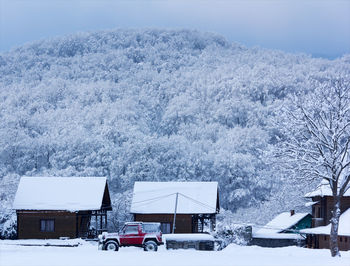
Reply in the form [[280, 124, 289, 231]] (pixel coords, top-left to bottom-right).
[[132, 193, 176, 204], [131, 191, 217, 212], [178, 192, 217, 212]]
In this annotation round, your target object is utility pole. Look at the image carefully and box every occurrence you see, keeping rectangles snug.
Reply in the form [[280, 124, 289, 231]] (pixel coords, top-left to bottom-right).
[[172, 192, 179, 234]]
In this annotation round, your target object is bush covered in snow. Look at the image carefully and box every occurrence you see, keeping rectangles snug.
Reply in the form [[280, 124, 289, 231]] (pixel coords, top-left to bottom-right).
[[214, 224, 252, 250], [214, 209, 252, 249], [0, 212, 17, 239]]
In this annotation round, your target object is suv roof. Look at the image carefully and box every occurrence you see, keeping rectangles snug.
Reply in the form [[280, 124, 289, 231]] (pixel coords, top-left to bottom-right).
[[125, 222, 160, 225]]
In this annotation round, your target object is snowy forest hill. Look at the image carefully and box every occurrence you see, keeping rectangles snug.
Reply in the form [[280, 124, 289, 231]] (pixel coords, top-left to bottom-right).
[[0, 29, 349, 236]]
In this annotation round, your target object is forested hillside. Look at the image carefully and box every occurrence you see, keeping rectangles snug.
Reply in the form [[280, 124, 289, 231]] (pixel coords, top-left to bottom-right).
[[1, 29, 349, 236]]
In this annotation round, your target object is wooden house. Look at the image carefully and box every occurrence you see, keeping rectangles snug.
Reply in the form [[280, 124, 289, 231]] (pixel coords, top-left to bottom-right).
[[13, 176, 112, 239], [251, 210, 312, 247], [130, 182, 220, 234], [301, 181, 350, 251], [301, 208, 350, 251]]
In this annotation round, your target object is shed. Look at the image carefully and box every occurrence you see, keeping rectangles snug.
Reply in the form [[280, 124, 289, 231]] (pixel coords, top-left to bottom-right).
[[13, 176, 112, 239], [130, 182, 220, 233], [251, 211, 311, 247]]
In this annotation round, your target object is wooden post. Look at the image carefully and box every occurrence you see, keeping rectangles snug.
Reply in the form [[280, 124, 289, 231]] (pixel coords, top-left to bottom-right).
[[95, 212, 98, 236], [75, 213, 79, 238], [16, 212, 19, 239], [172, 193, 179, 234], [105, 213, 107, 229], [212, 215, 216, 232]]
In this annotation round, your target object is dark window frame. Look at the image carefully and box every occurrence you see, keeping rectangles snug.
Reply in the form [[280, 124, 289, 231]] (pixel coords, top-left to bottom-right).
[[40, 219, 55, 232], [160, 222, 171, 234], [317, 207, 321, 218]]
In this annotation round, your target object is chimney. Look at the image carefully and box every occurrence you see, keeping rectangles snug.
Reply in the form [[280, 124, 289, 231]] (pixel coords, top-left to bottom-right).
[[290, 210, 295, 216]]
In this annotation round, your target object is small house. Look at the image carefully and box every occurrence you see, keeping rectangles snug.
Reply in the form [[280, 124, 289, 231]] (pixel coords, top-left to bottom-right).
[[251, 210, 312, 247], [302, 181, 350, 251], [130, 182, 220, 234], [13, 176, 112, 239]]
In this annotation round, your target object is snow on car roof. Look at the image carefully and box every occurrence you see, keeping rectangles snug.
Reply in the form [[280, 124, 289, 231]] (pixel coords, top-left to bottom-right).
[[130, 181, 219, 214], [13, 176, 108, 211], [300, 208, 350, 236], [255, 212, 310, 235]]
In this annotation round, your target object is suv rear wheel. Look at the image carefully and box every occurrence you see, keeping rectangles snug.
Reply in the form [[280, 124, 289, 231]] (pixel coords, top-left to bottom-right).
[[105, 240, 119, 251], [143, 240, 158, 251]]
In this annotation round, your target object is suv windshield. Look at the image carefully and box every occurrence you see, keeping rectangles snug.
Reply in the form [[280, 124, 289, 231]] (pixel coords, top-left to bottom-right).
[[142, 223, 160, 233]]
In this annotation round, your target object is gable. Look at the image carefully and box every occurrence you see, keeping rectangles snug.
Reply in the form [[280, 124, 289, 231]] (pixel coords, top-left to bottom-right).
[[256, 212, 311, 235], [130, 181, 219, 214], [13, 176, 110, 211]]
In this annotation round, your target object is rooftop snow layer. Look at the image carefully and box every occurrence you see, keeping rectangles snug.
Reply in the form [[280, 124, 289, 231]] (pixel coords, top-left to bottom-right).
[[253, 232, 304, 240], [300, 208, 350, 236], [305, 180, 350, 198], [255, 212, 310, 235], [130, 182, 218, 214], [13, 176, 107, 211]]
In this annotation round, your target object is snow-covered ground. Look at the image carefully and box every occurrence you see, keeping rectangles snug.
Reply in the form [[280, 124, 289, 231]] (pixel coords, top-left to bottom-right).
[[0, 240, 349, 266]]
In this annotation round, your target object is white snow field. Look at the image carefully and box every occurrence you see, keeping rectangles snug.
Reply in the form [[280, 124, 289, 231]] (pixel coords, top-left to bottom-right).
[[0, 240, 349, 266]]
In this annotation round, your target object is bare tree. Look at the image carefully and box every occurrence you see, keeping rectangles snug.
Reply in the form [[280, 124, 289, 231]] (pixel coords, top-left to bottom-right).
[[276, 76, 350, 257]]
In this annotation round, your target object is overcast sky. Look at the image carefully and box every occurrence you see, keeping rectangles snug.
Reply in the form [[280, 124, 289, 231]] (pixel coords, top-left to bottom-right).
[[0, 0, 349, 58]]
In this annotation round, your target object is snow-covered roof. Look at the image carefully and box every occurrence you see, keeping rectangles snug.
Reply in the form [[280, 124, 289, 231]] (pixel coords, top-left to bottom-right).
[[300, 208, 350, 236], [13, 176, 110, 211], [252, 232, 304, 240], [305, 201, 319, 207], [130, 182, 219, 214], [255, 212, 310, 235], [305, 180, 350, 198]]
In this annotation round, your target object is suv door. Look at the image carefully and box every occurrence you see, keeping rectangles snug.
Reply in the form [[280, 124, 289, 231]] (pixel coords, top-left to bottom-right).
[[119, 225, 141, 245]]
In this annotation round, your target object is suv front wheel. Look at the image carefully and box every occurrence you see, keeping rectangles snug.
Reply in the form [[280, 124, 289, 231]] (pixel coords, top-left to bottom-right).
[[143, 241, 158, 251], [104, 240, 119, 251]]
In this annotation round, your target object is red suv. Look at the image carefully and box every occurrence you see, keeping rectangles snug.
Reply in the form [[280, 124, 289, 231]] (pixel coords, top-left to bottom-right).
[[98, 222, 163, 251]]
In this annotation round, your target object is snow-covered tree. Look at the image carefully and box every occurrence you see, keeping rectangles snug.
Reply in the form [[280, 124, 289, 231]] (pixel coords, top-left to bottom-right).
[[277, 76, 350, 257]]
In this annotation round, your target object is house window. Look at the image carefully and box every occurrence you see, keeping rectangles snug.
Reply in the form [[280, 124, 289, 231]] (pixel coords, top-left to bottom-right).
[[345, 237, 348, 243], [324, 235, 327, 241], [340, 237, 343, 242], [317, 207, 321, 218], [160, 223, 171, 234], [40, 219, 54, 232]]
